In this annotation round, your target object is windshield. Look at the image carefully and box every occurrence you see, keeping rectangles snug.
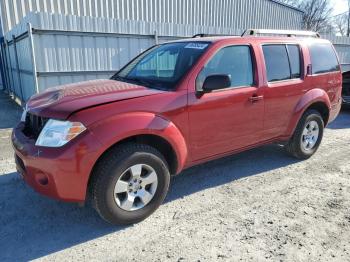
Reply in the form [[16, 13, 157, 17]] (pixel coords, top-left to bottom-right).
[[112, 41, 210, 90]]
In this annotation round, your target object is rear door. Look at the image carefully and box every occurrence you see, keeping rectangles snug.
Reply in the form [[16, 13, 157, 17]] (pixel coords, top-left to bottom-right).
[[261, 43, 305, 138], [187, 44, 265, 161]]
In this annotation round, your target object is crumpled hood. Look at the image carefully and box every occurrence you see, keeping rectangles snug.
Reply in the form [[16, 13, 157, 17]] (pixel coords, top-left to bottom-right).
[[27, 79, 164, 119]]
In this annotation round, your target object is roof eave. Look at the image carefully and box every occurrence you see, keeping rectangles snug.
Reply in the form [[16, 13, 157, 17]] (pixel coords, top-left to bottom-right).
[[269, 0, 304, 14]]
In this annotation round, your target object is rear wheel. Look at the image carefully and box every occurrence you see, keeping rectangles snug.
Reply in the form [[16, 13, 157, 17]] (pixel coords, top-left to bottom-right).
[[91, 143, 170, 225], [286, 110, 324, 159]]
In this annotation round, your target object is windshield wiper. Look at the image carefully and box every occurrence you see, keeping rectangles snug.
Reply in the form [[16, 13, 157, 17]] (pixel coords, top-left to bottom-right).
[[112, 75, 166, 90], [112, 75, 150, 86], [111, 75, 128, 82]]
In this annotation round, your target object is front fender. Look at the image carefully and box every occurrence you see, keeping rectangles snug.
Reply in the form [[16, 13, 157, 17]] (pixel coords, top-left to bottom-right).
[[285, 88, 331, 137], [87, 112, 188, 174]]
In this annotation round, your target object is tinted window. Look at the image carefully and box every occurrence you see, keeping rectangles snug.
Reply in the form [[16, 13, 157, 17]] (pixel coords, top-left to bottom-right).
[[196, 45, 254, 90], [287, 45, 301, 78], [309, 43, 340, 74], [263, 45, 290, 82]]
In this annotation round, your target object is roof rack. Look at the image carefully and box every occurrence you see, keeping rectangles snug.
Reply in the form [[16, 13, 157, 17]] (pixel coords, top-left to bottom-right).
[[192, 33, 208, 38], [241, 29, 320, 38], [192, 33, 239, 38]]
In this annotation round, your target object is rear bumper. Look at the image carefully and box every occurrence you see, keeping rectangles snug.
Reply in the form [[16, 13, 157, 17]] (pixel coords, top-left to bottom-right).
[[12, 122, 102, 202]]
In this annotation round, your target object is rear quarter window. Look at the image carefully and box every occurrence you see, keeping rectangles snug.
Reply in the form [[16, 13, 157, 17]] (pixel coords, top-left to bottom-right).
[[309, 43, 340, 74]]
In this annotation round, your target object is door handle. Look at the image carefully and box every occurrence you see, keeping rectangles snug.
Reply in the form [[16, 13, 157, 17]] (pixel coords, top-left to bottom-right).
[[249, 95, 264, 103]]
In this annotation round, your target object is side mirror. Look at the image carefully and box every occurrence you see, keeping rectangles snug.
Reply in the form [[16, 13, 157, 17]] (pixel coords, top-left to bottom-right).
[[202, 74, 231, 92]]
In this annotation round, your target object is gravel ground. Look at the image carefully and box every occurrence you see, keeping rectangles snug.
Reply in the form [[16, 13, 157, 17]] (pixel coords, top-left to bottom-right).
[[0, 91, 349, 262]]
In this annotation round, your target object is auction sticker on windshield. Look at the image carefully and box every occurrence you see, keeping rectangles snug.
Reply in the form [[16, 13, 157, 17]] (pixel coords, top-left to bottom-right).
[[184, 43, 208, 49]]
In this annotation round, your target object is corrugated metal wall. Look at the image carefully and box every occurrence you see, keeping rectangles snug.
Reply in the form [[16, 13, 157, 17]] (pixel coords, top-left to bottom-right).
[[0, 0, 305, 102], [2, 0, 301, 100], [2, 26, 37, 101], [33, 31, 159, 90], [0, 0, 303, 34], [2, 12, 195, 100]]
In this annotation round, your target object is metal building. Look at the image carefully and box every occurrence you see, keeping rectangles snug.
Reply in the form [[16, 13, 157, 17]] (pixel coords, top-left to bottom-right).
[[0, 0, 304, 34], [0, 0, 305, 103]]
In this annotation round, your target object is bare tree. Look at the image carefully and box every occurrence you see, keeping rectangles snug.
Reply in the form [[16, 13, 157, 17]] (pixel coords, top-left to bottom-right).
[[278, 0, 301, 6], [278, 0, 334, 33], [300, 0, 333, 32], [333, 13, 348, 36], [328, 0, 350, 36]]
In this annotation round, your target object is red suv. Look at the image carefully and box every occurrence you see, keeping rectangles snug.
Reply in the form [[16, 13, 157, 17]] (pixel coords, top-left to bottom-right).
[[12, 30, 342, 225]]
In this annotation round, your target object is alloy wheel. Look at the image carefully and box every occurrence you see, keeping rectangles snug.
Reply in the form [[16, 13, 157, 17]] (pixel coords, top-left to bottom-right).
[[114, 164, 158, 211], [301, 120, 319, 151]]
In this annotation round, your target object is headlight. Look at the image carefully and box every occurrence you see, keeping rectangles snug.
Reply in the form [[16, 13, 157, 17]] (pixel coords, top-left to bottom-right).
[[35, 119, 86, 147]]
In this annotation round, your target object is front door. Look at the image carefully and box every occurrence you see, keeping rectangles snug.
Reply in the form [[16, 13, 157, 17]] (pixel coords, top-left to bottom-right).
[[187, 45, 264, 161]]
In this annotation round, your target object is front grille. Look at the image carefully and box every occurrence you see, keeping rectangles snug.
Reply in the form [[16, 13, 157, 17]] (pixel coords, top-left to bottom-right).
[[23, 113, 48, 139]]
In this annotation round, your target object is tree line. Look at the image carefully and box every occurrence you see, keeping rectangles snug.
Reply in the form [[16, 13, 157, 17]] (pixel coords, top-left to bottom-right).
[[280, 0, 349, 36]]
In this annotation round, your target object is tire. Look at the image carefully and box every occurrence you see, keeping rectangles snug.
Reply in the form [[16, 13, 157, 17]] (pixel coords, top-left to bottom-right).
[[91, 143, 170, 225], [286, 109, 324, 159]]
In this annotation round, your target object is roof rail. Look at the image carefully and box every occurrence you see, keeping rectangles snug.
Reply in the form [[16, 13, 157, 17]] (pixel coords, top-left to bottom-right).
[[241, 29, 320, 38], [192, 33, 208, 38], [192, 33, 239, 38]]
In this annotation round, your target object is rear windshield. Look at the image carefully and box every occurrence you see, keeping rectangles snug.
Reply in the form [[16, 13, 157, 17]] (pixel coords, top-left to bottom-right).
[[112, 42, 210, 90], [309, 43, 340, 74]]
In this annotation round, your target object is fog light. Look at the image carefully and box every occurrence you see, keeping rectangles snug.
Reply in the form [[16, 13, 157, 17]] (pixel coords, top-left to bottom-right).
[[35, 173, 49, 186]]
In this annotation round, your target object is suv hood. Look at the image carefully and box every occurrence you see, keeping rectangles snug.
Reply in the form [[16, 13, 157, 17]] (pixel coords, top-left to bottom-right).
[[27, 79, 165, 119]]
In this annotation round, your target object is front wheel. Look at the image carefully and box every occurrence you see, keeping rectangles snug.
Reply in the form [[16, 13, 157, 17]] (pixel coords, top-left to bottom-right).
[[286, 110, 324, 159], [91, 143, 170, 225]]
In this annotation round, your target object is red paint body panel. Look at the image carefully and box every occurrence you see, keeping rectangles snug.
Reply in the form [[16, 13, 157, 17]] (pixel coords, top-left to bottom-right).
[[12, 123, 102, 201], [27, 79, 165, 119], [12, 36, 342, 202]]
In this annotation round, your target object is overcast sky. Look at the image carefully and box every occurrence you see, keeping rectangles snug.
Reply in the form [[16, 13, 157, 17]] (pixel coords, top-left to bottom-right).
[[330, 0, 348, 16]]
